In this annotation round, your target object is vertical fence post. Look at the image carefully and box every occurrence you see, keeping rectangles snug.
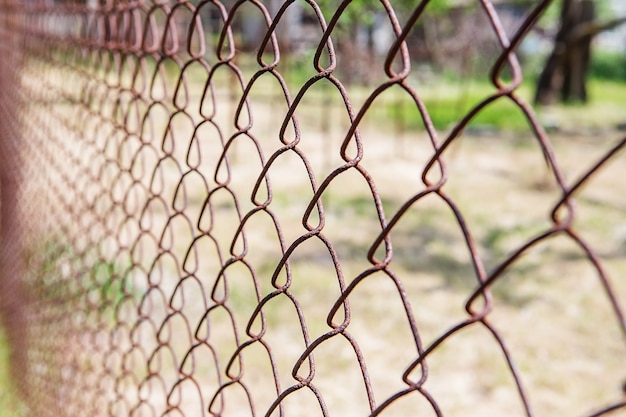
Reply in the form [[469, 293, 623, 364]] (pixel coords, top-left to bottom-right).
[[0, 0, 28, 399]]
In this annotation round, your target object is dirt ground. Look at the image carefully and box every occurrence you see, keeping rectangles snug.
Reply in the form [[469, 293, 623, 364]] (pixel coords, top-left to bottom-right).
[[113, 109, 626, 417]]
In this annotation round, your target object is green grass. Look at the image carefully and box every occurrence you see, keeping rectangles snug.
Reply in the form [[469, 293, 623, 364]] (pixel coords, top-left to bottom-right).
[[426, 81, 530, 132], [385, 78, 626, 133], [0, 327, 25, 417], [589, 51, 626, 82]]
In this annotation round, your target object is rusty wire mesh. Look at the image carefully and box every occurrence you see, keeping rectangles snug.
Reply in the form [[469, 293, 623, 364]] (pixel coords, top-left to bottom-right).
[[0, 1, 625, 416]]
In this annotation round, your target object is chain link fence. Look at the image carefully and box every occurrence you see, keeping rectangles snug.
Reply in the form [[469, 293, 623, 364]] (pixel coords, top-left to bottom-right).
[[0, 1, 625, 416]]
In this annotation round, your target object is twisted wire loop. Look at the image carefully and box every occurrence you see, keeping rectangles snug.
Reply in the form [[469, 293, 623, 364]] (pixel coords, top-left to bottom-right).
[[0, 0, 624, 416]]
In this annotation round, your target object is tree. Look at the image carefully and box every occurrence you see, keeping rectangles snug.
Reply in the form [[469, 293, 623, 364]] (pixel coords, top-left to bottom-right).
[[534, 0, 626, 105]]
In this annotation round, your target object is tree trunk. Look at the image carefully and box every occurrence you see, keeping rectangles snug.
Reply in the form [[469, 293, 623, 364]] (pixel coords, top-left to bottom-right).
[[534, 0, 594, 105]]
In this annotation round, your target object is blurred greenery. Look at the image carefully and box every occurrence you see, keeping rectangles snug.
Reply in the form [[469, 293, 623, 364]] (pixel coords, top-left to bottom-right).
[[387, 85, 532, 132], [25, 238, 135, 323], [0, 327, 25, 417], [385, 77, 626, 132], [590, 51, 626, 81]]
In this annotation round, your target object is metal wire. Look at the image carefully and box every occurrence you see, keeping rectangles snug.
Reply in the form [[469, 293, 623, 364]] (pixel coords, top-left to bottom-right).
[[0, 1, 625, 416]]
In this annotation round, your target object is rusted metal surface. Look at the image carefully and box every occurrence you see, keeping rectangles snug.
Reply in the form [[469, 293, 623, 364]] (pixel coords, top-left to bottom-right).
[[0, 0, 30, 402], [0, 1, 625, 416]]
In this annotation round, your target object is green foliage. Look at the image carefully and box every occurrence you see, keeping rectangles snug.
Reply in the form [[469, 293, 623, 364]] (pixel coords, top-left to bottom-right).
[[313, 0, 374, 26], [90, 261, 134, 315], [313, 0, 415, 27], [589, 51, 626, 81], [26, 238, 134, 320], [424, 0, 456, 14]]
